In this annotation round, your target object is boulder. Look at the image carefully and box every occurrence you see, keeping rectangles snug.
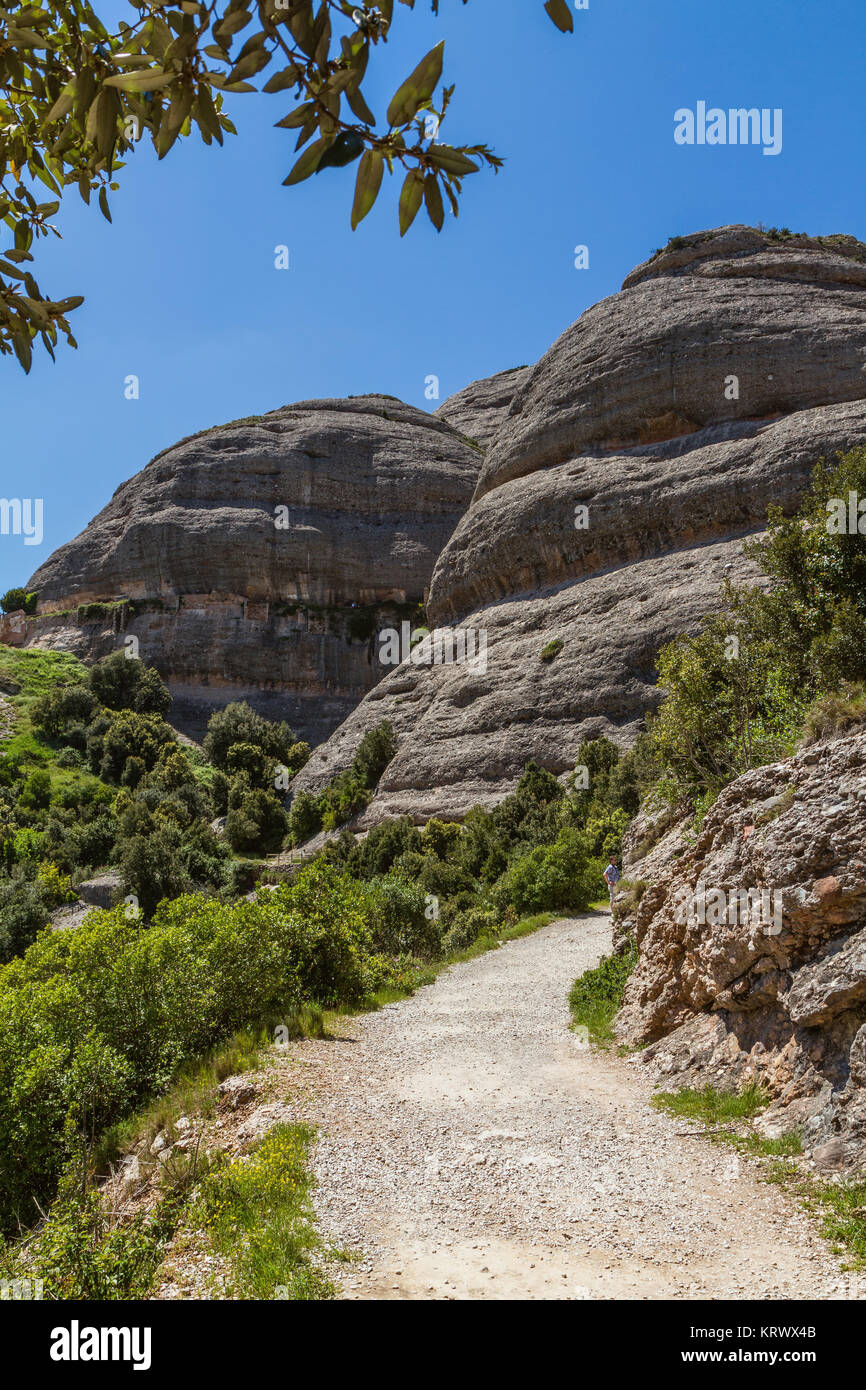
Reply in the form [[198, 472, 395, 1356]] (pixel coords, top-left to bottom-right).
[[217, 1076, 258, 1110], [78, 873, 124, 909], [0, 610, 27, 648]]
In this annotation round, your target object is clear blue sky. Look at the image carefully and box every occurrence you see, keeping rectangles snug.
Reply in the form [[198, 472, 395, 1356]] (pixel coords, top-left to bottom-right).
[[2, 0, 864, 595]]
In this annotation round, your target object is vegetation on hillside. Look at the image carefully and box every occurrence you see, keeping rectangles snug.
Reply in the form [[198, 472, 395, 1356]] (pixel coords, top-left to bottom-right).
[[0, 647, 317, 956], [650, 447, 866, 807]]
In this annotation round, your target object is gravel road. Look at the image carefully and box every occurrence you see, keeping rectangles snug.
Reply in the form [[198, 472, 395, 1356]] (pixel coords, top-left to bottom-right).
[[280, 912, 864, 1300]]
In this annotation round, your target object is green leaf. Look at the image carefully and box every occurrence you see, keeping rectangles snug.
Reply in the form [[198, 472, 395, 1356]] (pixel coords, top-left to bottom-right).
[[426, 144, 479, 176], [262, 65, 301, 94], [43, 82, 76, 124], [386, 40, 444, 127], [346, 83, 376, 126], [103, 70, 174, 91], [283, 136, 333, 185], [423, 174, 444, 231], [98, 187, 112, 223], [398, 169, 424, 236], [544, 0, 574, 33], [350, 149, 384, 229]]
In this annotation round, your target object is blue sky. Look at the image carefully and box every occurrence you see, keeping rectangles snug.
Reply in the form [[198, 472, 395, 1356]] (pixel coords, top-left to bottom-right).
[[2, 0, 865, 594]]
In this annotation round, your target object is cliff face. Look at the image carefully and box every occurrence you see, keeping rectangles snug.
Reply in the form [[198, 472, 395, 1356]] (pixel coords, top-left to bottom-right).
[[617, 730, 866, 1171], [292, 227, 866, 819], [434, 366, 533, 448], [25, 396, 481, 742]]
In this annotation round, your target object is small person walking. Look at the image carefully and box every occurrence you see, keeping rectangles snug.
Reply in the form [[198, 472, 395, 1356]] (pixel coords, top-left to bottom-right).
[[603, 854, 621, 905]]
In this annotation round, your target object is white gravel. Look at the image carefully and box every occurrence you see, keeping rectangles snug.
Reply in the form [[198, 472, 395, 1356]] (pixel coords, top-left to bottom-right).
[[278, 913, 865, 1300]]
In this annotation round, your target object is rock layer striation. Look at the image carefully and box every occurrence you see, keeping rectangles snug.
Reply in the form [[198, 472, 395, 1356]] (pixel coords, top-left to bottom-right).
[[25, 396, 481, 742], [294, 228, 866, 818]]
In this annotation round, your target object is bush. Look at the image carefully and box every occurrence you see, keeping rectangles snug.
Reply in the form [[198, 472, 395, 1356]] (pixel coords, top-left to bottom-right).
[[569, 940, 638, 1047], [361, 876, 440, 958], [442, 904, 498, 953], [225, 783, 288, 854], [0, 588, 37, 615], [32, 683, 97, 742], [650, 447, 866, 802], [0, 862, 388, 1231], [203, 702, 306, 773], [55, 747, 83, 770], [492, 827, 600, 916], [89, 652, 171, 718], [0, 871, 49, 962], [801, 683, 866, 746], [0, 587, 26, 614], [286, 790, 322, 846], [114, 821, 191, 917], [20, 769, 51, 811]]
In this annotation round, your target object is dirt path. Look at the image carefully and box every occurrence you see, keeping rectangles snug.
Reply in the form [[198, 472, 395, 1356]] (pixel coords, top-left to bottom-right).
[[273, 912, 863, 1301]]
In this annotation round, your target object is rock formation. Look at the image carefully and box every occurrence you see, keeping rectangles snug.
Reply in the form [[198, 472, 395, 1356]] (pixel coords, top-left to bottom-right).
[[24, 396, 481, 742], [617, 728, 866, 1171], [434, 365, 532, 448], [293, 227, 866, 821]]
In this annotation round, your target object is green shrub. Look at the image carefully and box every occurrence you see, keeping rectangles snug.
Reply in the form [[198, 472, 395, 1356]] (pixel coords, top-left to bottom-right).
[[361, 876, 440, 958], [569, 940, 638, 1046], [203, 701, 306, 773], [442, 904, 498, 953], [89, 652, 171, 718], [0, 588, 26, 614], [492, 827, 600, 915], [650, 447, 866, 802], [0, 861, 388, 1231], [225, 783, 288, 854], [286, 790, 323, 846], [540, 638, 564, 663], [801, 682, 866, 745]]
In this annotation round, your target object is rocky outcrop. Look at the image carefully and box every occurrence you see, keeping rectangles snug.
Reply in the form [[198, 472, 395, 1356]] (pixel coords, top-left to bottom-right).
[[294, 227, 866, 819], [0, 611, 27, 648], [24, 396, 481, 743], [617, 729, 866, 1170], [435, 366, 532, 448]]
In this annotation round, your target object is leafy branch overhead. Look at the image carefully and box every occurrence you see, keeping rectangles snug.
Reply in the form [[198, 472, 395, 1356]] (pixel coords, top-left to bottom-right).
[[0, 0, 572, 370]]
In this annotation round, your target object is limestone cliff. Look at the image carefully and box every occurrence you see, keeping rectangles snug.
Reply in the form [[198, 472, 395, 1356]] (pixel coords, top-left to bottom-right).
[[293, 227, 866, 820], [25, 396, 481, 742]]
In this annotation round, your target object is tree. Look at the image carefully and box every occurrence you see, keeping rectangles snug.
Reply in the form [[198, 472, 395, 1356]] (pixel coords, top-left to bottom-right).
[[88, 650, 171, 716], [0, 0, 572, 370]]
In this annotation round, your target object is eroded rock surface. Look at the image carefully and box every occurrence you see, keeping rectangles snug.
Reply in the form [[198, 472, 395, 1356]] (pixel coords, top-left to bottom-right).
[[617, 730, 866, 1169], [295, 227, 866, 817], [435, 366, 532, 449], [25, 396, 481, 743]]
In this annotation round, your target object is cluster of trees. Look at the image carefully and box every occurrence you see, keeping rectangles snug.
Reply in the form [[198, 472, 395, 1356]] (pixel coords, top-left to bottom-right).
[[0, 588, 38, 615], [286, 720, 397, 842], [650, 447, 866, 808], [0, 861, 430, 1233], [205, 701, 309, 853], [322, 741, 650, 952], [0, 653, 314, 956]]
